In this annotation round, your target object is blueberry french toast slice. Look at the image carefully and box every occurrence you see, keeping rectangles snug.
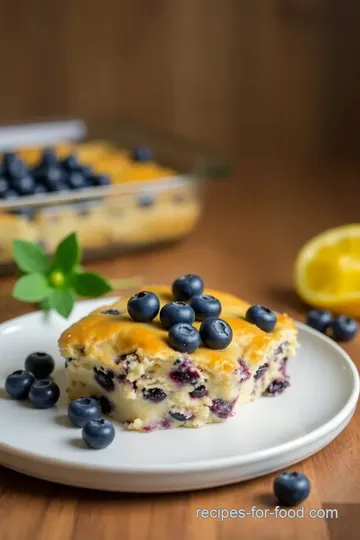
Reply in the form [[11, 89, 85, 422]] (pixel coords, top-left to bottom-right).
[[58, 281, 298, 432]]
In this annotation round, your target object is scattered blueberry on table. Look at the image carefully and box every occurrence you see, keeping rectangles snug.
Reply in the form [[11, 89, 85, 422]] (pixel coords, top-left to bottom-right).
[[330, 315, 358, 342], [5, 370, 35, 400], [82, 419, 115, 449], [160, 301, 195, 330], [306, 309, 332, 333], [273, 471, 311, 506], [68, 397, 102, 427], [127, 291, 160, 322], [200, 317, 233, 350], [25, 352, 55, 379], [245, 305, 277, 332], [28, 379, 60, 409]]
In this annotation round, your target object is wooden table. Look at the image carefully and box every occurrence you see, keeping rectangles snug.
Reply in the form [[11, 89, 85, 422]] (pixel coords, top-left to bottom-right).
[[0, 161, 359, 540]]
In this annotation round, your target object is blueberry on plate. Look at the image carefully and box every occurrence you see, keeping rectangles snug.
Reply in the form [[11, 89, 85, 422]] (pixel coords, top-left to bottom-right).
[[36, 166, 64, 191], [245, 305, 277, 332], [160, 301, 195, 330], [25, 352, 55, 378], [132, 146, 152, 162], [5, 369, 35, 400], [306, 309, 332, 333], [273, 471, 311, 506], [68, 397, 102, 427], [41, 148, 58, 166], [200, 317, 233, 350], [0, 176, 9, 197], [12, 175, 36, 196], [127, 291, 160, 322], [172, 274, 204, 302], [29, 379, 60, 408], [3, 153, 28, 179], [330, 315, 358, 342], [91, 174, 111, 187], [190, 294, 222, 321], [168, 322, 201, 353], [61, 153, 79, 171], [82, 419, 115, 449]]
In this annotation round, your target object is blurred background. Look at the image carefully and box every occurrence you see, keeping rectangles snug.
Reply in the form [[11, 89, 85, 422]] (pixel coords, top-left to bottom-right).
[[1, 0, 360, 166]]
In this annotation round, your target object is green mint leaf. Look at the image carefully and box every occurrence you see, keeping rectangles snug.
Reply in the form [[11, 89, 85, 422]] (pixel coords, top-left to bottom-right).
[[53, 232, 80, 274], [47, 289, 75, 318], [73, 272, 113, 298], [12, 240, 51, 274], [12, 273, 51, 302]]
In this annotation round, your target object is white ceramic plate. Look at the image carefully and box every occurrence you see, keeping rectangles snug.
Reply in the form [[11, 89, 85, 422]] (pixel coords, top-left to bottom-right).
[[0, 299, 358, 493]]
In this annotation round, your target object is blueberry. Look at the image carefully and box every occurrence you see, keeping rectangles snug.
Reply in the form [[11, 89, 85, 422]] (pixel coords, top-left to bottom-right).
[[28, 379, 60, 408], [264, 378, 289, 396], [169, 411, 193, 421], [93, 367, 115, 392], [82, 419, 115, 449], [132, 146, 152, 162], [254, 362, 269, 380], [200, 317, 233, 350], [210, 398, 233, 419], [36, 166, 64, 191], [160, 301, 195, 330], [172, 274, 204, 302], [168, 323, 201, 353], [68, 397, 102, 427], [330, 315, 358, 342], [66, 171, 87, 190], [306, 309, 332, 333], [189, 385, 207, 398], [190, 294, 221, 321], [34, 184, 48, 195], [25, 352, 55, 378], [142, 388, 167, 403], [52, 181, 69, 193], [5, 370, 35, 400], [3, 153, 28, 179], [91, 174, 111, 187], [127, 291, 160, 322], [41, 148, 58, 166], [245, 305, 277, 332], [61, 153, 79, 171], [2, 189, 18, 200], [0, 176, 9, 197], [12, 175, 36, 196], [274, 471, 311, 506]]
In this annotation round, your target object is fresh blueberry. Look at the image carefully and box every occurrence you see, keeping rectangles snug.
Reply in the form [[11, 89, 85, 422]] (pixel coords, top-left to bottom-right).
[[160, 301, 195, 330], [172, 274, 204, 302], [132, 146, 152, 162], [330, 316, 358, 342], [68, 397, 102, 427], [5, 370, 35, 400], [41, 148, 58, 166], [168, 323, 201, 353], [66, 171, 87, 190], [93, 367, 115, 392], [35, 166, 64, 191], [127, 291, 160, 322], [245, 305, 277, 332], [189, 385, 207, 398], [12, 175, 36, 196], [142, 387, 167, 402], [306, 309, 332, 333], [3, 153, 28, 179], [169, 410, 193, 421], [200, 317, 233, 350], [254, 362, 269, 380], [82, 419, 115, 449], [90, 174, 111, 187], [210, 398, 234, 419], [28, 379, 60, 408], [274, 471, 311, 506], [25, 352, 55, 378], [61, 153, 79, 171], [190, 294, 222, 321], [0, 176, 9, 197], [264, 378, 290, 396]]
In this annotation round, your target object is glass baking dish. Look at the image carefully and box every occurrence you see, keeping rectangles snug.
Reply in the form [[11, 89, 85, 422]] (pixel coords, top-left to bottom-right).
[[0, 119, 230, 274]]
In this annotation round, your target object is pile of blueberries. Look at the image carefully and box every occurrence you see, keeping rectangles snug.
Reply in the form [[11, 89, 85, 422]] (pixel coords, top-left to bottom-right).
[[5, 352, 115, 449], [0, 148, 110, 207], [127, 274, 278, 353], [306, 309, 358, 342]]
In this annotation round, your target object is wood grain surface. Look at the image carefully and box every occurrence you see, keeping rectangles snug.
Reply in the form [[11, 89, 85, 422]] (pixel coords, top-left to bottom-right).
[[0, 160, 359, 540]]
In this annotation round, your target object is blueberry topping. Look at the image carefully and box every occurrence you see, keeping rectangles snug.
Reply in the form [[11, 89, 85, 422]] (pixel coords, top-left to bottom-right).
[[28, 379, 60, 408], [41, 148, 58, 166], [132, 146, 152, 162], [91, 395, 113, 415], [93, 367, 115, 392], [68, 397, 102, 427], [330, 315, 358, 342], [82, 419, 115, 449], [24, 352, 55, 379], [170, 366, 200, 386], [189, 294, 222, 321], [210, 399, 234, 419], [245, 305, 277, 332], [168, 323, 201, 353], [200, 317, 233, 350], [12, 175, 36, 196], [254, 362, 269, 380], [172, 274, 204, 302], [169, 411, 193, 421], [127, 291, 160, 323], [3, 154, 28, 179], [5, 369, 35, 400], [37, 166, 64, 191], [142, 388, 167, 403], [274, 472, 311, 506], [189, 385, 207, 398], [61, 153, 79, 171], [101, 309, 121, 316], [306, 309, 332, 333], [0, 176, 9, 197], [160, 301, 195, 330], [66, 171, 87, 190], [264, 378, 290, 396]]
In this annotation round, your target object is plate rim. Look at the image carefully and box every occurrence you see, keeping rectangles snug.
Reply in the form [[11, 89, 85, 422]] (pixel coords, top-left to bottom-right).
[[0, 301, 358, 474]]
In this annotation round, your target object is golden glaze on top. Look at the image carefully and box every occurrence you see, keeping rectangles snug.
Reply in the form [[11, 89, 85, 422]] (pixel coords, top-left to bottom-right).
[[58, 285, 297, 371]]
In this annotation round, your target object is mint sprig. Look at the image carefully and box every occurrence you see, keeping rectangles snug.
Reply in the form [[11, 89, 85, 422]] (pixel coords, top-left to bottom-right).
[[11, 232, 118, 319]]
